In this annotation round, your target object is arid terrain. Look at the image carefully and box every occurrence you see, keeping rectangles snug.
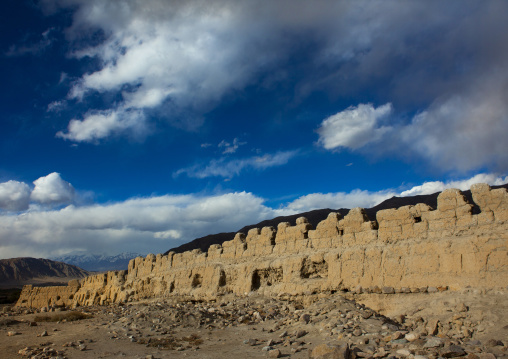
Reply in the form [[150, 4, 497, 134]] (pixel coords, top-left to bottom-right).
[[2, 289, 507, 359]]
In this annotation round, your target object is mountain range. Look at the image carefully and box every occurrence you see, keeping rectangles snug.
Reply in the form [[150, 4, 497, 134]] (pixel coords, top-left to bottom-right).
[[52, 252, 142, 272], [0, 257, 90, 289]]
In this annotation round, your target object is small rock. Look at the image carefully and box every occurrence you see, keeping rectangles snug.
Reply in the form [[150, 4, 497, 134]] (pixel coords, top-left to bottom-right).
[[78, 344, 87, 351], [405, 332, 420, 342], [485, 339, 503, 347], [244, 338, 257, 346], [295, 329, 307, 338], [41, 330, 48, 337], [7, 331, 19, 336], [353, 328, 363, 336], [424, 337, 444, 348], [392, 331, 404, 340], [427, 319, 439, 335], [441, 345, 466, 358], [310, 343, 350, 359], [268, 349, 281, 358], [396, 349, 412, 356], [146, 355, 154, 359], [456, 303, 468, 312], [300, 314, 311, 324]]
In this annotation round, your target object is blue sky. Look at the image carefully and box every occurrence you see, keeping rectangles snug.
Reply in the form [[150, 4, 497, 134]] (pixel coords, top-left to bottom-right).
[[1, 0, 508, 259]]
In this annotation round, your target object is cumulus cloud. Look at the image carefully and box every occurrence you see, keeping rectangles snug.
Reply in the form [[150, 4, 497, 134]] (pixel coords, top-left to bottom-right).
[[399, 77, 508, 172], [44, 0, 508, 153], [31, 172, 75, 205], [56, 108, 148, 142], [175, 150, 298, 179], [0, 180, 31, 211], [0, 192, 291, 259], [318, 73, 508, 173], [317, 103, 393, 150]]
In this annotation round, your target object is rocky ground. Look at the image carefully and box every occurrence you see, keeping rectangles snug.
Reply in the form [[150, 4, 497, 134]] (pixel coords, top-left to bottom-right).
[[1, 289, 507, 359]]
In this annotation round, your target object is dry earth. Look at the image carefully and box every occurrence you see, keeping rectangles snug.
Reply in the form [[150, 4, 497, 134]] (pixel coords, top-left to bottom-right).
[[1, 290, 507, 359]]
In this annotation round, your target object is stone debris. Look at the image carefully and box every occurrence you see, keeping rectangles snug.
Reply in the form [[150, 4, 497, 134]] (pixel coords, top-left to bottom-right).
[[4, 291, 505, 359]]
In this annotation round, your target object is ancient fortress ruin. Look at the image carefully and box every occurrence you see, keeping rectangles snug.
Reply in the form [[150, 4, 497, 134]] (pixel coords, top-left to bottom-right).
[[16, 183, 508, 309]]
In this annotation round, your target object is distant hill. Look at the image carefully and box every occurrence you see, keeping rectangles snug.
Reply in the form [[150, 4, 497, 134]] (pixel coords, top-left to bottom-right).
[[165, 183, 508, 255], [52, 252, 141, 272], [0, 257, 90, 289]]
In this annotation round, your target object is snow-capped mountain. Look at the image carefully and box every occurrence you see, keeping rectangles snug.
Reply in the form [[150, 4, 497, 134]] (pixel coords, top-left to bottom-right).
[[52, 252, 142, 272]]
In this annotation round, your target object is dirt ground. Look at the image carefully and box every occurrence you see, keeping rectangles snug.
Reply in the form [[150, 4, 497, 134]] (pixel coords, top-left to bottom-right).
[[1, 289, 507, 359]]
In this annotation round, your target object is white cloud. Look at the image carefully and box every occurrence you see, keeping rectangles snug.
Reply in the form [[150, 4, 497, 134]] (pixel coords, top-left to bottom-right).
[[175, 150, 298, 179], [218, 138, 246, 154], [0, 180, 31, 211], [31, 172, 75, 205], [317, 103, 393, 150], [0, 191, 291, 259], [400, 174, 508, 196], [286, 189, 397, 212], [400, 77, 508, 172], [56, 108, 147, 142]]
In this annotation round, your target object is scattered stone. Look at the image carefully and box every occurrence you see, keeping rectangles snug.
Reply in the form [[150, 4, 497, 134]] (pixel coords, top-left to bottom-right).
[[405, 332, 420, 342], [441, 345, 466, 357], [396, 348, 412, 356], [295, 329, 307, 338], [485, 339, 503, 347], [310, 343, 350, 359], [244, 338, 257, 346], [7, 331, 19, 336], [268, 348, 281, 358], [300, 313, 311, 324], [424, 337, 444, 348], [456, 303, 468, 312]]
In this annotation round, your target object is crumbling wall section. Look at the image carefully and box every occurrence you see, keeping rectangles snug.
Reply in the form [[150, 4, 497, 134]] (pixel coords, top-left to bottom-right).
[[16, 184, 508, 308]]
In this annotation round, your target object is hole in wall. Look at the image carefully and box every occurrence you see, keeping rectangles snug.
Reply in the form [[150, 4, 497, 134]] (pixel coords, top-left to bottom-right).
[[192, 274, 203, 288], [218, 270, 227, 287]]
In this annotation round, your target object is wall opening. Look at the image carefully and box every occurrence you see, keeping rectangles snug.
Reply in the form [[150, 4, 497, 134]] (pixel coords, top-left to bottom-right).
[[250, 268, 283, 291], [218, 270, 227, 287], [192, 274, 203, 288]]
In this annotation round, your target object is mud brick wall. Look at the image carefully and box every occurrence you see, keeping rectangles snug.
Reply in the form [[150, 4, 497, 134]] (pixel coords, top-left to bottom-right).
[[16, 184, 508, 308]]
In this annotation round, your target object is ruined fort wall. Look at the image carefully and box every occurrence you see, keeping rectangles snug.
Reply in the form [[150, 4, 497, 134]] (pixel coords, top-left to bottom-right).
[[16, 184, 508, 308]]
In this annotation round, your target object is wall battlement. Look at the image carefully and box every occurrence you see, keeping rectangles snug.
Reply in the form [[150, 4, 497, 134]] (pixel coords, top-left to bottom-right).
[[16, 184, 508, 309]]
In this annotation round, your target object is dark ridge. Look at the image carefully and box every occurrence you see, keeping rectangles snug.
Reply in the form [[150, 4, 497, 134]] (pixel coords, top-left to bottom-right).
[[0, 257, 90, 289], [165, 183, 508, 255]]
